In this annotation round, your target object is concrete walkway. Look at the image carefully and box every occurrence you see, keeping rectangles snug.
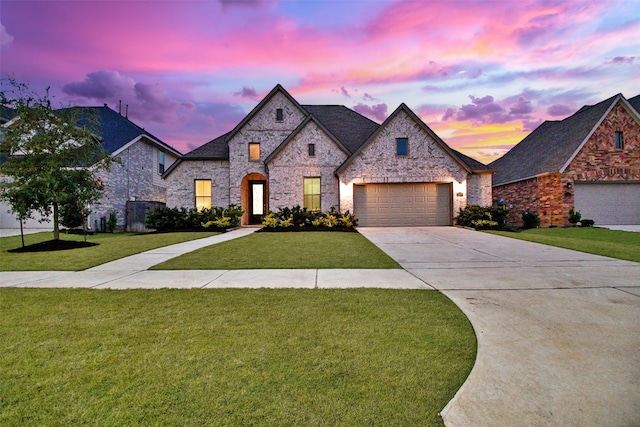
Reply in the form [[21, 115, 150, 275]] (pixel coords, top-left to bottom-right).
[[0, 227, 425, 290], [359, 227, 640, 427]]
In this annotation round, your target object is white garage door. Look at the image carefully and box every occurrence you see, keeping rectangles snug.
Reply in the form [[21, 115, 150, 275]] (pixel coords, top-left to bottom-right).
[[354, 183, 451, 227], [574, 182, 640, 225]]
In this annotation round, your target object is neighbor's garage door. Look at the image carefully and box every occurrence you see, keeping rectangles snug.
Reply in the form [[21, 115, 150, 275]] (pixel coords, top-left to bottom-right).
[[354, 183, 451, 226], [574, 182, 640, 225]]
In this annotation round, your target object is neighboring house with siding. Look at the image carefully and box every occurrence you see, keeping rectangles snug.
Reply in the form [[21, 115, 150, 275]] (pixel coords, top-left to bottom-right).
[[490, 93, 640, 226], [0, 105, 181, 231], [164, 84, 493, 226]]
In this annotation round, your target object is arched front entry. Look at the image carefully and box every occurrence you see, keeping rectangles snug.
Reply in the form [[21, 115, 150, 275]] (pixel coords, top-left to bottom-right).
[[241, 173, 268, 225]]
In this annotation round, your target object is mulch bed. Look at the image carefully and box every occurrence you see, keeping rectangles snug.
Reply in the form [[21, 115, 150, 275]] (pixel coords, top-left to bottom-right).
[[8, 240, 98, 253]]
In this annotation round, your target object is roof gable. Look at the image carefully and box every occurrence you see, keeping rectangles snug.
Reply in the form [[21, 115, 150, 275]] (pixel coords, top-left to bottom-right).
[[336, 103, 476, 175], [264, 115, 350, 164], [490, 94, 626, 186], [225, 84, 307, 143]]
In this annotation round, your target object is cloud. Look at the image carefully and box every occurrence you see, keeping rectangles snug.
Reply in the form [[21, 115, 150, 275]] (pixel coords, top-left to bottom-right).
[[0, 23, 13, 49], [353, 103, 388, 122], [219, 0, 270, 9], [509, 96, 532, 115], [607, 56, 636, 64], [363, 93, 378, 101], [340, 86, 351, 98], [63, 70, 134, 99], [233, 86, 258, 99], [546, 104, 574, 117], [442, 94, 538, 125]]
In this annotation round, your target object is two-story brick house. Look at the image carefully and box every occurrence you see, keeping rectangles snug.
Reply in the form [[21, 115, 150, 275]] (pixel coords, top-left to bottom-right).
[[490, 93, 640, 226], [164, 85, 493, 226], [1, 105, 182, 231]]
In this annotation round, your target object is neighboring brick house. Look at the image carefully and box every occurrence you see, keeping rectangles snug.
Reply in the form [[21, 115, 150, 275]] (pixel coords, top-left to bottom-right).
[[0, 105, 181, 231], [490, 93, 640, 226], [165, 85, 493, 226]]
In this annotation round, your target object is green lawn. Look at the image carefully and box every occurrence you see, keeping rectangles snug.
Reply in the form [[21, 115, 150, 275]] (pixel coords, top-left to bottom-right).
[[0, 231, 218, 271], [485, 227, 640, 263], [152, 231, 401, 270], [0, 288, 476, 426]]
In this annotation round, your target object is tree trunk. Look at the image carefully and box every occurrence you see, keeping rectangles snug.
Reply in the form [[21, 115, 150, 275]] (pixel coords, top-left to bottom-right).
[[53, 202, 60, 240]]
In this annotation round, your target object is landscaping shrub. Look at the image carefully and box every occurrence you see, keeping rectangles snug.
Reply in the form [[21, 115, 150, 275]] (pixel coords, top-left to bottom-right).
[[522, 210, 540, 229], [569, 209, 581, 224], [145, 204, 243, 231], [580, 219, 595, 227], [455, 205, 508, 230], [260, 205, 358, 231]]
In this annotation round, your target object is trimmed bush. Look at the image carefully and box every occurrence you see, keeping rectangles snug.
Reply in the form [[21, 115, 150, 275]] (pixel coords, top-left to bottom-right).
[[569, 209, 582, 224], [522, 210, 540, 229], [455, 205, 508, 230], [145, 204, 243, 232], [260, 206, 358, 232]]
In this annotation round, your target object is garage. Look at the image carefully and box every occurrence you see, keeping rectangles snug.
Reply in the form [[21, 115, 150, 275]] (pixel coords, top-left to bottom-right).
[[353, 183, 451, 226], [574, 182, 640, 225]]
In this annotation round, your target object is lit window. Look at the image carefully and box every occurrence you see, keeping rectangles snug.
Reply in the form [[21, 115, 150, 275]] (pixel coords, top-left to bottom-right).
[[158, 151, 165, 174], [276, 108, 283, 121], [303, 177, 321, 211], [249, 143, 260, 161], [308, 143, 315, 157], [396, 138, 408, 156], [615, 131, 624, 150], [195, 179, 212, 210]]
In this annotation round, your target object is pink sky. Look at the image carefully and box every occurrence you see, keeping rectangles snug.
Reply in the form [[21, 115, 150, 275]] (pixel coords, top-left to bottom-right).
[[1, 0, 639, 163]]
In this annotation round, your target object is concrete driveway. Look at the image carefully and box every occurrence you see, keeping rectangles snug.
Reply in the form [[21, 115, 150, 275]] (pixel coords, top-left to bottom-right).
[[358, 227, 640, 427]]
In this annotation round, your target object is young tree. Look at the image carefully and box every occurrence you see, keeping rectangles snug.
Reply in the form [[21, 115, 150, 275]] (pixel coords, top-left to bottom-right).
[[0, 78, 115, 240]]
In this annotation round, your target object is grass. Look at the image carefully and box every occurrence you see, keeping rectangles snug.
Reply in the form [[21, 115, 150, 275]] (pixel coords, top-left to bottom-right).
[[485, 227, 640, 263], [0, 288, 476, 426], [152, 231, 401, 270], [0, 231, 219, 271]]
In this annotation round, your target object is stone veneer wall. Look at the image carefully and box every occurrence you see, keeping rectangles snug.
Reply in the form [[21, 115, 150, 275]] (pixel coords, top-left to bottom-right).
[[91, 139, 170, 228], [467, 173, 493, 206], [494, 102, 640, 227], [338, 109, 471, 213], [267, 120, 348, 211], [227, 92, 307, 210], [165, 160, 230, 209]]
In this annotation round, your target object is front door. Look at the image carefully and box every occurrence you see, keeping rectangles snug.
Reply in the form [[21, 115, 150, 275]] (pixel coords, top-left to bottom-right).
[[249, 180, 266, 224]]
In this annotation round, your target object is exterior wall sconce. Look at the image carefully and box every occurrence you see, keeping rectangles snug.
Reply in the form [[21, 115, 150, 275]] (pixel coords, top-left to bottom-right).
[[566, 182, 573, 189]]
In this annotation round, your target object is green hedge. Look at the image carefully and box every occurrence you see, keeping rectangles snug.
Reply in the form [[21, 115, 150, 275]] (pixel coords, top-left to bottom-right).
[[144, 205, 243, 231]]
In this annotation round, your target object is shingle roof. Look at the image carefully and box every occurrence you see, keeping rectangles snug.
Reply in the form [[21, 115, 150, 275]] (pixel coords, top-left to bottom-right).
[[302, 105, 380, 154], [182, 132, 230, 160], [453, 149, 493, 172], [629, 94, 640, 114], [71, 105, 180, 155], [490, 94, 621, 186]]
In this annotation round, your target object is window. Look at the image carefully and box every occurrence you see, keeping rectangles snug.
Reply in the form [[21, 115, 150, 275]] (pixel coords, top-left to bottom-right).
[[396, 138, 408, 156], [615, 131, 624, 150], [158, 150, 165, 174], [303, 177, 321, 211], [276, 108, 283, 121], [249, 142, 260, 161], [195, 179, 212, 210], [308, 143, 315, 157]]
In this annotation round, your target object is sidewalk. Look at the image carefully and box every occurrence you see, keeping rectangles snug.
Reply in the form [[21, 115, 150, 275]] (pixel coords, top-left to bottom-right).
[[0, 227, 427, 290]]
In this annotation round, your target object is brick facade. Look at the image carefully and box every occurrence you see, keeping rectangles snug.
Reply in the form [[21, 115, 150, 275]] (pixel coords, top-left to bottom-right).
[[165, 160, 230, 209], [494, 101, 640, 227], [90, 138, 178, 229], [267, 120, 348, 211], [338, 108, 489, 215]]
